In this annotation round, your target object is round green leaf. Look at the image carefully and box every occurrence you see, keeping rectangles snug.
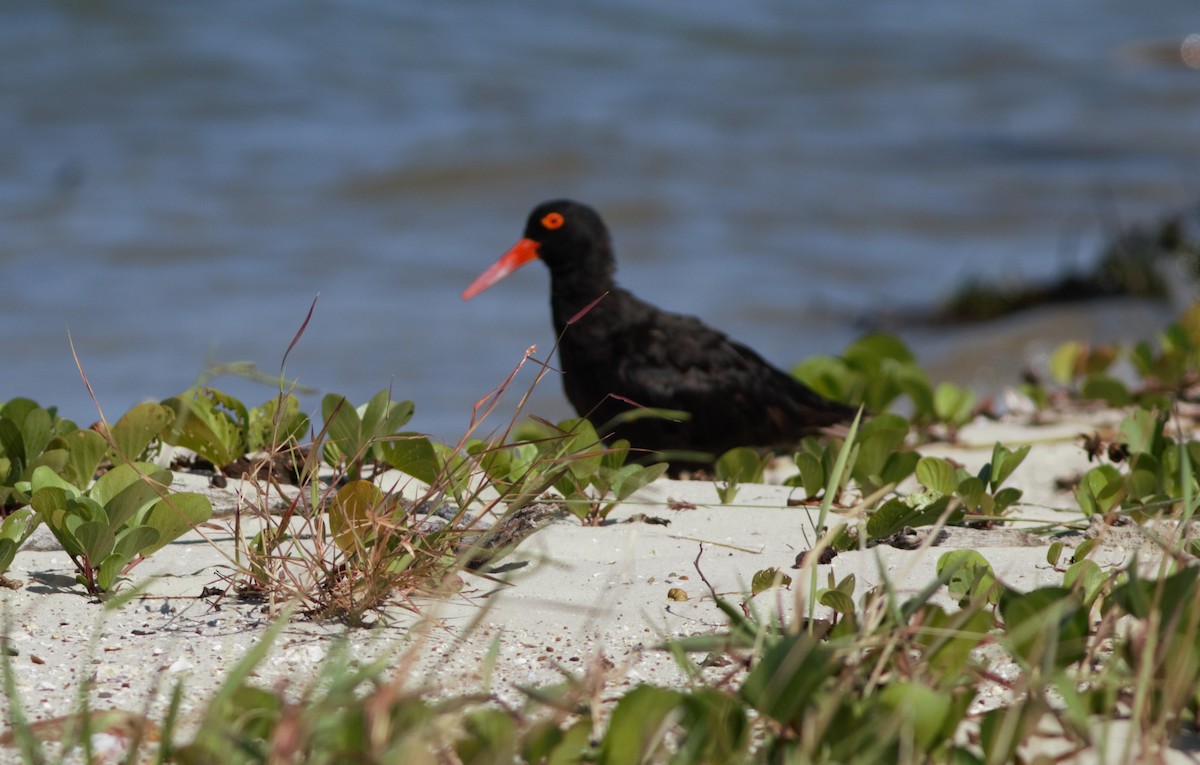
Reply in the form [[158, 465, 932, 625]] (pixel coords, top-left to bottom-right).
[[140, 493, 213, 555], [916, 456, 958, 495]]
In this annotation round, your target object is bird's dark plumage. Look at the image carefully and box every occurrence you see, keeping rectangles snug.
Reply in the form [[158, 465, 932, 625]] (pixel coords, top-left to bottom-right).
[[463, 200, 856, 464]]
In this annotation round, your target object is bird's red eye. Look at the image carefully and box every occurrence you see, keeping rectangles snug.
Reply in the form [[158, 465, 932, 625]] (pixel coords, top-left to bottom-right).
[[541, 212, 564, 230]]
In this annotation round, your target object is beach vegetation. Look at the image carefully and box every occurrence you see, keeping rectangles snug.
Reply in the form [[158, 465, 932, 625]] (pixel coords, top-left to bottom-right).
[[162, 389, 308, 475], [27, 462, 212, 595], [9, 299, 1200, 761], [713, 445, 767, 503], [0, 398, 94, 511]]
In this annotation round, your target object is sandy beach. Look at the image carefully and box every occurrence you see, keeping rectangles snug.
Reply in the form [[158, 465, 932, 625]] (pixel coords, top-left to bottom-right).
[[3, 401, 1195, 761]]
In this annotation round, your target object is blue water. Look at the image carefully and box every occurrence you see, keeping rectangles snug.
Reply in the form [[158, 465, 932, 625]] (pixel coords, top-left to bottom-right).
[[2, 1, 1197, 439]]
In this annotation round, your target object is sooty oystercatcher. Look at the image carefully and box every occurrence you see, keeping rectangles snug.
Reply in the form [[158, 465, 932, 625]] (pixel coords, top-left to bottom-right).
[[462, 200, 857, 465]]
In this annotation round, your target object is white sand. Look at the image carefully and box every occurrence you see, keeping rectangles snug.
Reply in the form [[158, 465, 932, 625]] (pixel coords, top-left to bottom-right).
[[0, 408, 1192, 762]]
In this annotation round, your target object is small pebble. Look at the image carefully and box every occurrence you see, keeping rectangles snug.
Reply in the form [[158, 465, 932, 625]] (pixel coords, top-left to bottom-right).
[[168, 658, 195, 673]]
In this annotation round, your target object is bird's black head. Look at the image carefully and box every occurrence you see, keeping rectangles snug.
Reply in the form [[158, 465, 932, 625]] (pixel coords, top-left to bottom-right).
[[519, 200, 610, 272], [462, 199, 616, 300]]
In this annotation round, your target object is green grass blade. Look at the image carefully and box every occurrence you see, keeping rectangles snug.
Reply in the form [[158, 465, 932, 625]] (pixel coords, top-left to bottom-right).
[[807, 407, 863, 630]]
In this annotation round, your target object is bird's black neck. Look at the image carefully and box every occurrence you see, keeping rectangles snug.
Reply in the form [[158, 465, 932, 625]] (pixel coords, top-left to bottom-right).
[[546, 242, 619, 336]]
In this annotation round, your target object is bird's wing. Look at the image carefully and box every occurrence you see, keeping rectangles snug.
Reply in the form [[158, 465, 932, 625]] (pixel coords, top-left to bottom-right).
[[610, 307, 849, 440]]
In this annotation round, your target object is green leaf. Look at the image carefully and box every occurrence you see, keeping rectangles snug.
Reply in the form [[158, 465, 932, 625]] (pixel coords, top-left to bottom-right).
[[523, 720, 591, 765], [329, 480, 384, 554], [739, 633, 835, 727], [0, 506, 39, 544], [716, 447, 765, 484], [851, 413, 910, 487], [1084, 345, 1118, 375], [1080, 375, 1132, 407], [456, 709, 519, 764], [246, 394, 307, 452], [916, 456, 958, 495], [30, 486, 86, 557], [0, 508, 40, 572], [1050, 341, 1083, 384], [113, 525, 161, 561], [790, 355, 852, 402], [866, 496, 957, 541], [597, 686, 685, 765], [1072, 537, 1098, 562], [751, 568, 793, 596], [913, 604, 991, 678], [612, 462, 668, 502], [0, 540, 18, 575], [30, 485, 70, 523], [897, 371, 936, 421], [1119, 409, 1165, 457], [361, 391, 414, 442], [834, 573, 856, 596], [861, 355, 929, 414], [75, 520, 116, 563], [933, 382, 976, 426], [1130, 340, 1157, 379], [25, 446, 70, 485], [61, 428, 107, 489], [110, 402, 175, 461], [322, 393, 362, 465], [937, 549, 997, 606], [15, 406, 54, 469], [878, 682, 956, 750], [792, 451, 827, 496], [0, 398, 42, 426], [675, 688, 750, 762], [0, 418, 25, 467], [843, 333, 917, 366], [1063, 559, 1104, 605], [96, 554, 127, 592], [89, 462, 172, 508], [1074, 465, 1125, 516], [140, 493, 213, 555], [69, 496, 108, 525], [988, 443, 1030, 489], [591, 463, 625, 496], [556, 418, 604, 481], [162, 389, 247, 468], [466, 439, 513, 486], [993, 486, 1023, 513], [1110, 566, 1200, 621], [998, 586, 1089, 669], [379, 433, 439, 484], [93, 464, 173, 530], [600, 439, 631, 471], [1180, 302, 1200, 347], [324, 392, 414, 471], [979, 702, 1043, 765], [1047, 541, 1064, 566], [818, 588, 855, 615], [30, 464, 78, 496], [956, 476, 986, 512], [508, 442, 541, 480], [878, 450, 921, 489]]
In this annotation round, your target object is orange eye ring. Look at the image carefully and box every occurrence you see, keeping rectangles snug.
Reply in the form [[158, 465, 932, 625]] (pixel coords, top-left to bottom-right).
[[541, 212, 565, 230]]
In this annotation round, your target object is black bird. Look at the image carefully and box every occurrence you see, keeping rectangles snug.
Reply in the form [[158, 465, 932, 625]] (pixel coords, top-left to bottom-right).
[[462, 200, 856, 465]]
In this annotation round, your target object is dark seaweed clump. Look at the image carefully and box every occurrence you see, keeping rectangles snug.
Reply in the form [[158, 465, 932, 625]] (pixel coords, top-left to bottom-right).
[[908, 201, 1200, 325]]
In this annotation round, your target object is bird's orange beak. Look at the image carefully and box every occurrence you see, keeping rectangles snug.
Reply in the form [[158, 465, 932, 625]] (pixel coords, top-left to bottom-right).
[[461, 238, 541, 300]]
